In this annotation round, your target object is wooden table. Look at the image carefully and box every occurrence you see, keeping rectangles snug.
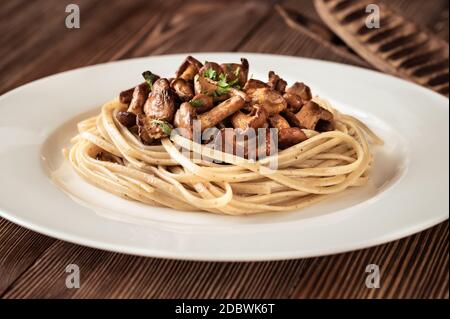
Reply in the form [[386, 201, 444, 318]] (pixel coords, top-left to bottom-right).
[[0, 0, 448, 299]]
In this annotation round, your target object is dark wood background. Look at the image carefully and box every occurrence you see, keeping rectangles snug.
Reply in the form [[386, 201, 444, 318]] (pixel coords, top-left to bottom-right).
[[0, 0, 448, 299]]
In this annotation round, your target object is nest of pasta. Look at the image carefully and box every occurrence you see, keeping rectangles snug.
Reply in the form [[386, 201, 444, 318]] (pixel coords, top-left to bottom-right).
[[67, 56, 383, 215]]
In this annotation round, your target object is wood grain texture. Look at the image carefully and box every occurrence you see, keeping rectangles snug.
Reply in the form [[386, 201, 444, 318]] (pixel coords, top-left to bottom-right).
[[0, 0, 448, 299]]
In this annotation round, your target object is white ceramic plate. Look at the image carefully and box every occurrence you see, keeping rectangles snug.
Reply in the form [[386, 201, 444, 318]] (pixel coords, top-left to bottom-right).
[[0, 53, 448, 261]]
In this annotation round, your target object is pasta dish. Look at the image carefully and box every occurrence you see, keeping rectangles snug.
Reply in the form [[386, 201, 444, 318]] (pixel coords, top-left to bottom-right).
[[66, 56, 383, 215]]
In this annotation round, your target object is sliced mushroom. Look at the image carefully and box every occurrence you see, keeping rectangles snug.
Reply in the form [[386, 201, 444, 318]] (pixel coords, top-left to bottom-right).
[[286, 82, 312, 101], [295, 101, 335, 132], [189, 93, 214, 113], [174, 102, 197, 139], [231, 105, 268, 131], [267, 71, 287, 93], [198, 61, 222, 80], [116, 111, 137, 127], [281, 110, 303, 128], [198, 96, 245, 130], [249, 87, 287, 116], [220, 58, 249, 87], [143, 78, 176, 122], [137, 115, 172, 143], [175, 56, 203, 82], [170, 78, 194, 101], [174, 96, 245, 139], [194, 74, 249, 102], [278, 128, 308, 149], [243, 79, 268, 94], [283, 92, 304, 113], [119, 87, 135, 104], [268, 113, 290, 130], [117, 83, 150, 127]]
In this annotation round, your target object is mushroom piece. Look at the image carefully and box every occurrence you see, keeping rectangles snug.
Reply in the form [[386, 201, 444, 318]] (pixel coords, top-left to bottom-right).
[[174, 96, 245, 139], [137, 115, 173, 143], [220, 58, 249, 87], [267, 71, 287, 93], [213, 127, 275, 160], [231, 105, 268, 131], [170, 78, 194, 101], [278, 128, 308, 149], [295, 101, 335, 132], [116, 82, 150, 127], [198, 61, 223, 80], [137, 78, 176, 143], [175, 56, 203, 82], [143, 79, 176, 122], [243, 79, 268, 95], [283, 92, 304, 113], [173, 102, 197, 139], [194, 74, 250, 102], [189, 93, 214, 113], [268, 113, 290, 130], [286, 82, 312, 101], [281, 110, 303, 128], [198, 96, 246, 130], [249, 87, 287, 116]]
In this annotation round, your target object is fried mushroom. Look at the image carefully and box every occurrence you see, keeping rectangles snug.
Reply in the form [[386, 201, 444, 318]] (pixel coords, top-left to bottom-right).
[[175, 56, 203, 82], [267, 71, 287, 93], [170, 78, 194, 101], [249, 87, 287, 116], [220, 58, 249, 87], [231, 105, 268, 131], [278, 128, 308, 149], [295, 101, 335, 132]]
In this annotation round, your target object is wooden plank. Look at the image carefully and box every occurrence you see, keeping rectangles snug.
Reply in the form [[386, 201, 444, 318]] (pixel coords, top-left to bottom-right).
[[2, 222, 447, 299], [0, 0, 448, 299]]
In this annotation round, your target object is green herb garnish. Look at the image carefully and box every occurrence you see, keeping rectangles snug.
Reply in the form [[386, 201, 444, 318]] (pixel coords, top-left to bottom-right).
[[189, 99, 204, 107], [151, 119, 172, 136], [142, 71, 157, 90], [203, 67, 217, 80], [215, 73, 240, 96]]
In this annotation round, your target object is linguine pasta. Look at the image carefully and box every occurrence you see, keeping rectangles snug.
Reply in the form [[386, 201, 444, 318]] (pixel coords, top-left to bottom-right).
[[66, 97, 383, 215]]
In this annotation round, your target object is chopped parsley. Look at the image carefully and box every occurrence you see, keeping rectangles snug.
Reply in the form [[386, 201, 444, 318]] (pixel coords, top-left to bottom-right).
[[150, 119, 172, 136], [189, 99, 204, 107], [215, 73, 240, 96], [203, 67, 217, 80], [142, 71, 157, 90]]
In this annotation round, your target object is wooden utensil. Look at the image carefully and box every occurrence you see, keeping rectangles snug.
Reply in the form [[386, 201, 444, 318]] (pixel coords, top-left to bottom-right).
[[314, 0, 449, 96]]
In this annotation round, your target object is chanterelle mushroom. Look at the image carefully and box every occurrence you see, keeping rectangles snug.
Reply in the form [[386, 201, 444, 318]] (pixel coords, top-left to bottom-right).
[[295, 101, 335, 132], [249, 87, 287, 116], [220, 58, 249, 87], [278, 128, 308, 149], [175, 56, 203, 82], [267, 114, 308, 149], [137, 78, 176, 143], [198, 61, 223, 81], [194, 74, 249, 102], [170, 78, 194, 102], [144, 79, 176, 122], [116, 82, 150, 127], [267, 71, 287, 93], [174, 96, 245, 139], [231, 105, 268, 131], [283, 82, 312, 113]]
